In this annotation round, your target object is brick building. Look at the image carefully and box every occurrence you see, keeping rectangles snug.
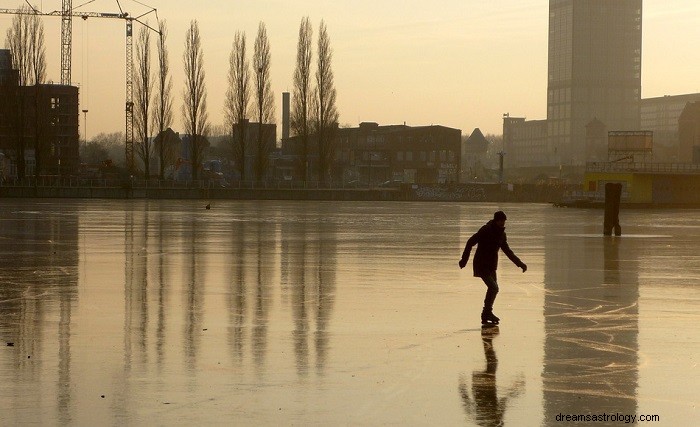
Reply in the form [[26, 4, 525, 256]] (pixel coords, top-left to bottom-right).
[[280, 122, 461, 185], [0, 49, 79, 178]]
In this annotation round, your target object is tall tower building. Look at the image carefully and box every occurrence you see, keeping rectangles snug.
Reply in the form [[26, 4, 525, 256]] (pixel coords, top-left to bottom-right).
[[547, 0, 642, 166]]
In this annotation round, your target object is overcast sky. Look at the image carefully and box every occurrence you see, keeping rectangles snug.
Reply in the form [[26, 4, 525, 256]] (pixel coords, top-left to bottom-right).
[[2, 0, 699, 139]]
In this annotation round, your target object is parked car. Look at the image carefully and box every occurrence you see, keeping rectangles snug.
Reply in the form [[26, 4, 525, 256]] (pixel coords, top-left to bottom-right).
[[379, 180, 403, 188]]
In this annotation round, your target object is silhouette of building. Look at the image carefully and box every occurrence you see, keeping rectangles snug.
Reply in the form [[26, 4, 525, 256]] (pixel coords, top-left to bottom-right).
[[641, 94, 700, 161], [502, 115, 548, 169], [585, 118, 607, 162], [462, 128, 490, 182], [175, 133, 210, 181], [231, 120, 277, 181], [547, 0, 642, 166], [280, 122, 461, 184], [0, 49, 17, 84], [0, 49, 80, 177], [501, 1, 642, 175], [678, 102, 700, 164], [153, 127, 182, 178], [22, 84, 80, 176]]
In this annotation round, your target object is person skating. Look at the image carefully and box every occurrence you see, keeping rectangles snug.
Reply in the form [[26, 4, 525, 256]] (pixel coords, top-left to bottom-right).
[[459, 211, 527, 325]]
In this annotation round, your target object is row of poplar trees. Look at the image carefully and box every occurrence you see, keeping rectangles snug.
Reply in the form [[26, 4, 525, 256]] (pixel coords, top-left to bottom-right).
[[291, 17, 339, 184], [142, 17, 338, 182], [221, 17, 339, 184]]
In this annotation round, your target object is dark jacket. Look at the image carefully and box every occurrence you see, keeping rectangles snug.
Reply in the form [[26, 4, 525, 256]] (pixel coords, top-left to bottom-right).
[[461, 220, 524, 277]]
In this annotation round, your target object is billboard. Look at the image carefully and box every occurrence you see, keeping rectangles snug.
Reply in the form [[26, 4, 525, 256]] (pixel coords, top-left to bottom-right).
[[608, 131, 653, 152]]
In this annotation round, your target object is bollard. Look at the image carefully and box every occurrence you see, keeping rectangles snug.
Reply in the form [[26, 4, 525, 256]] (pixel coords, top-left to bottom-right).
[[603, 183, 622, 236]]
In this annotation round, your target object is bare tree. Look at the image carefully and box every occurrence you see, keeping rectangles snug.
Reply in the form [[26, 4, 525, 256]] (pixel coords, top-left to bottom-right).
[[182, 20, 209, 181], [5, 6, 32, 179], [224, 31, 250, 181], [83, 131, 126, 166], [134, 25, 153, 177], [314, 20, 338, 185], [291, 17, 313, 181], [253, 22, 275, 183], [27, 12, 45, 86], [153, 20, 173, 179], [5, 6, 31, 86]]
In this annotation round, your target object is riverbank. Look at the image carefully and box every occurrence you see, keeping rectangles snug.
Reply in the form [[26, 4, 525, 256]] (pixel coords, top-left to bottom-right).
[[0, 182, 567, 203]]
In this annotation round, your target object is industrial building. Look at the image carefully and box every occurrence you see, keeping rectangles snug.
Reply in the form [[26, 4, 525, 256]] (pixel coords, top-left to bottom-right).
[[279, 122, 461, 185], [640, 93, 700, 161], [502, 115, 549, 169]]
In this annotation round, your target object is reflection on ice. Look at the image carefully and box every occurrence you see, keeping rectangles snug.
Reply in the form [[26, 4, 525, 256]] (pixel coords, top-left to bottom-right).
[[544, 224, 640, 421], [459, 326, 525, 426]]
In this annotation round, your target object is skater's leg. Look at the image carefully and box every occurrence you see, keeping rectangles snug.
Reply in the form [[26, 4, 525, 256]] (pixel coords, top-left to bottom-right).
[[481, 273, 500, 323], [482, 272, 499, 311]]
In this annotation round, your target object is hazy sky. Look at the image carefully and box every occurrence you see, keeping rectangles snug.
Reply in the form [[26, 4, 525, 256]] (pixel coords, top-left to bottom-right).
[[2, 0, 699, 139]]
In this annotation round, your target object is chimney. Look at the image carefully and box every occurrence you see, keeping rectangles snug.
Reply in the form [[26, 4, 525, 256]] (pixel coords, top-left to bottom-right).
[[282, 92, 290, 141]]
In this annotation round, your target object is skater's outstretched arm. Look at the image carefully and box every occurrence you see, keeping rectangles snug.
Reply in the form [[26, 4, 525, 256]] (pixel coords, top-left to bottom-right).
[[501, 237, 527, 272]]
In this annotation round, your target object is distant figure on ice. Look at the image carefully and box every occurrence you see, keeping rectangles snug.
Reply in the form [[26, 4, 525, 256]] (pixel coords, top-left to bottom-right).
[[459, 211, 527, 325]]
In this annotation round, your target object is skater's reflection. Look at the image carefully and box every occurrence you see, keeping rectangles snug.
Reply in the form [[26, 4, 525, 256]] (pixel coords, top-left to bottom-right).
[[458, 327, 524, 426]]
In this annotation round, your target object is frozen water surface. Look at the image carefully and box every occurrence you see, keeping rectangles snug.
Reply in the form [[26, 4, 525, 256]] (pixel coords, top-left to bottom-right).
[[0, 200, 698, 426]]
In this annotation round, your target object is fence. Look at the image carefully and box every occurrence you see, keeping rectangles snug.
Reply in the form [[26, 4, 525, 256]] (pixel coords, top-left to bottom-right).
[[0, 176, 397, 190], [586, 162, 700, 174]]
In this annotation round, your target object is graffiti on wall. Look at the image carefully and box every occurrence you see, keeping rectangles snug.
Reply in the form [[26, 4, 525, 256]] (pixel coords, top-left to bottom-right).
[[413, 184, 487, 201]]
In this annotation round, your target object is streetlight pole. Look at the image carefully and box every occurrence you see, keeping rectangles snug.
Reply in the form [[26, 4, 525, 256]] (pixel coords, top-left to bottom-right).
[[498, 151, 505, 184]]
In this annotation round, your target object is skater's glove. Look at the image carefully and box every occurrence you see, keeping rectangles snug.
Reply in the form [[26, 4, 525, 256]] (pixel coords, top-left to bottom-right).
[[458, 258, 467, 269], [520, 263, 527, 273]]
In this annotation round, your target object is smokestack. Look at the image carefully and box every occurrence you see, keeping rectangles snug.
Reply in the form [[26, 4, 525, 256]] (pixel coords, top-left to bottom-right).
[[282, 92, 290, 141]]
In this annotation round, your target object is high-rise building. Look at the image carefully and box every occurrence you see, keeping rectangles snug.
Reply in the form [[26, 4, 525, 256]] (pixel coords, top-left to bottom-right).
[[547, 0, 642, 166]]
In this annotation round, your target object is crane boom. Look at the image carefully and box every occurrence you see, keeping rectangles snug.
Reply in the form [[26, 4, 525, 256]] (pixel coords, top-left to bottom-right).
[[0, 8, 129, 18], [0, 5, 131, 93]]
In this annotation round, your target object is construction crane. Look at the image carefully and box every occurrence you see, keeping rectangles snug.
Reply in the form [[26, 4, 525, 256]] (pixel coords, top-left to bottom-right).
[[0, 1, 159, 172]]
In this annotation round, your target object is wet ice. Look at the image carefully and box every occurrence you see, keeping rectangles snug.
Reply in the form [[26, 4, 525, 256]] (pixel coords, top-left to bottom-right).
[[0, 200, 698, 425]]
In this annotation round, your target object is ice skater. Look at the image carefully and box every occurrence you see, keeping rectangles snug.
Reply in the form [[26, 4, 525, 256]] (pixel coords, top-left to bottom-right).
[[459, 211, 527, 325]]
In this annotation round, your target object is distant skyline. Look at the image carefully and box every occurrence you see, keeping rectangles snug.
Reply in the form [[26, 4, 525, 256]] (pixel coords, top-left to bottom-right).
[[1, 0, 698, 139]]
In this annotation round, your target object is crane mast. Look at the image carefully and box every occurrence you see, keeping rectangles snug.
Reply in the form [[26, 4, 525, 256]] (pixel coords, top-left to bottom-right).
[[61, 0, 72, 85], [125, 19, 134, 171]]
